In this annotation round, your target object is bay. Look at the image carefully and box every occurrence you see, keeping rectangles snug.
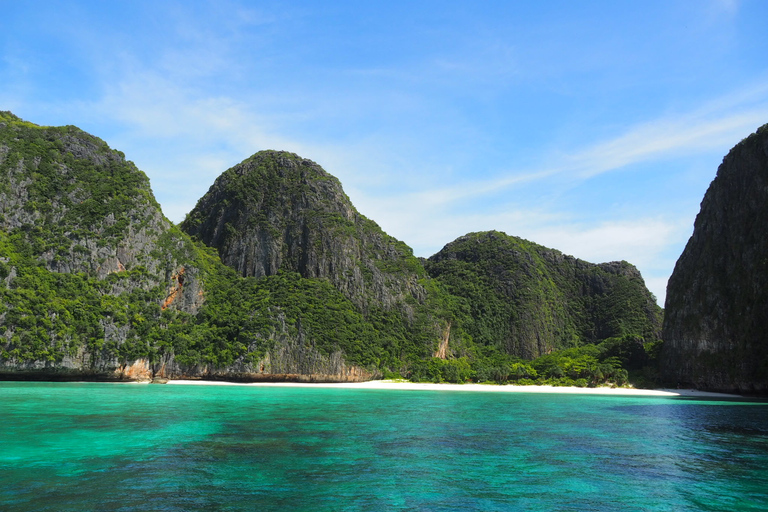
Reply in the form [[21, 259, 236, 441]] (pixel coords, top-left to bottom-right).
[[1, 382, 767, 511]]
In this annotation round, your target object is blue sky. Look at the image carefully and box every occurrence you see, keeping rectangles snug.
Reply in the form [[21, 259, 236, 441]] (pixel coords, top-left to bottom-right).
[[3, 0, 768, 305]]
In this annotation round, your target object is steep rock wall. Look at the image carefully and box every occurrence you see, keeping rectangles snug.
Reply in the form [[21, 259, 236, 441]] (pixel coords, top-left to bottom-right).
[[0, 112, 207, 374], [180, 150, 450, 366], [427, 231, 662, 359], [661, 124, 768, 393], [0, 115, 423, 382], [181, 151, 428, 316]]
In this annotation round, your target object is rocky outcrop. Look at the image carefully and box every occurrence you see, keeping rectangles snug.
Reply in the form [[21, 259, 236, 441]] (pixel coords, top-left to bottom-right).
[[426, 231, 662, 359], [0, 115, 427, 382], [181, 151, 429, 317], [0, 112, 669, 384], [661, 124, 768, 393], [0, 118, 171, 282], [0, 114, 221, 380], [0, 112, 201, 301]]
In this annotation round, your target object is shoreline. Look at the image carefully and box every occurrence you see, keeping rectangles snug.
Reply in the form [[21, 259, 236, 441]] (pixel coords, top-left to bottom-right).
[[164, 379, 742, 398]]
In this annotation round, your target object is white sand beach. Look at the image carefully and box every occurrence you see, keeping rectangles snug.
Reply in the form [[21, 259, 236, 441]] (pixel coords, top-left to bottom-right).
[[165, 379, 741, 398]]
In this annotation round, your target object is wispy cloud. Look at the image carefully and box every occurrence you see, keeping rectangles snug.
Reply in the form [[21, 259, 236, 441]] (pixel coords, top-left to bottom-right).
[[529, 218, 688, 303], [529, 219, 683, 269], [6, 0, 765, 310], [358, 81, 768, 210], [343, 84, 768, 307], [568, 98, 768, 180], [356, 181, 685, 305], [709, 0, 740, 17]]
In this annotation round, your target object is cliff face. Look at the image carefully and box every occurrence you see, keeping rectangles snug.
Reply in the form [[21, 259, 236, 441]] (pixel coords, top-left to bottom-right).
[[181, 151, 429, 315], [0, 115, 436, 381], [426, 231, 662, 359], [661, 124, 768, 393], [0, 112, 668, 384], [0, 114, 174, 282], [0, 111, 207, 379], [180, 151, 451, 364], [0, 114, 375, 381]]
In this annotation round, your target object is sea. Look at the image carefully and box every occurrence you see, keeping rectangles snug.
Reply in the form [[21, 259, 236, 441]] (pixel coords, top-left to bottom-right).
[[1, 382, 767, 511]]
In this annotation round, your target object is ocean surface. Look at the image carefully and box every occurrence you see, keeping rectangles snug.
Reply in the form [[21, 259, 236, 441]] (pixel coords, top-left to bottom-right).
[[1, 382, 767, 511]]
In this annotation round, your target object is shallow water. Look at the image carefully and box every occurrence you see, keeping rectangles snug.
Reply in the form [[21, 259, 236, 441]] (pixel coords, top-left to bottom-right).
[[1, 382, 767, 511]]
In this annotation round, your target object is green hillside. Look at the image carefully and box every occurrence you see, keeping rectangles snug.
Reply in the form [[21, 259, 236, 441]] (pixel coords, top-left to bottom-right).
[[1, 112, 664, 386]]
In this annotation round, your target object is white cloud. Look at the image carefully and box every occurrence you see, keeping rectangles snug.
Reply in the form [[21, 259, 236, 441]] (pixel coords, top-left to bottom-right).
[[527, 219, 688, 306], [14, 18, 763, 310], [276, 83, 767, 311], [324, 80, 768, 219], [6, 0, 766, 312], [568, 107, 768, 180], [527, 219, 679, 266], [710, 0, 740, 17], [444, 88, 768, 201], [644, 277, 671, 309], [359, 183, 681, 306]]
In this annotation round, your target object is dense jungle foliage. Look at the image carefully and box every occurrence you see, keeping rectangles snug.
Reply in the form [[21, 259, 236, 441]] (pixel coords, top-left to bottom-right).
[[1, 112, 663, 386], [425, 232, 662, 353]]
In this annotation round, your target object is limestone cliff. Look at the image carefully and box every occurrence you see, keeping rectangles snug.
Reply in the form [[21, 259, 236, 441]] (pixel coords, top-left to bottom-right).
[[181, 150, 444, 347], [0, 112, 666, 384], [0, 111, 205, 379], [1, 123, 169, 280], [0, 115, 433, 381], [426, 231, 662, 359], [661, 124, 768, 393]]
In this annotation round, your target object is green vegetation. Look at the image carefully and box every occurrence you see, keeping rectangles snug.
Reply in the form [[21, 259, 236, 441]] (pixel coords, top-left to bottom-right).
[[425, 231, 662, 355], [419, 231, 663, 386], [179, 149, 459, 372], [1, 113, 665, 387], [0, 112, 157, 244], [405, 334, 659, 387]]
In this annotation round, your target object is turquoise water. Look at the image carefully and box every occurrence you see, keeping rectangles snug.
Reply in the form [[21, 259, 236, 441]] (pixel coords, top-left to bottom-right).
[[1, 383, 767, 511]]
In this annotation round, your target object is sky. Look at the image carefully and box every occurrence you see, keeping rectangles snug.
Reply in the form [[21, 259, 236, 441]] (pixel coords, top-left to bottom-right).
[[2, 0, 768, 306]]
